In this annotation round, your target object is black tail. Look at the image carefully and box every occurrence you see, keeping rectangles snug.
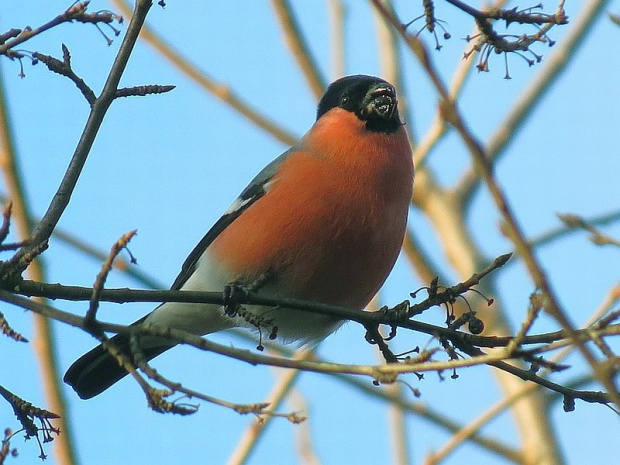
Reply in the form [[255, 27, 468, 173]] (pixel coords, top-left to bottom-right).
[[64, 332, 170, 399]]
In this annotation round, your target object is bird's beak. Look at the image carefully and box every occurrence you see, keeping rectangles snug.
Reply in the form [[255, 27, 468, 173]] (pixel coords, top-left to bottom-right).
[[363, 84, 397, 120]]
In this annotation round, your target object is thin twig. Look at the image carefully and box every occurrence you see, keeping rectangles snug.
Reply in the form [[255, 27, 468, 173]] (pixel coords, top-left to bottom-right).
[[410, 0, 512, 169], [128, 333, 276, 416], [0, 384, 60, 460], [406, 252, 511, 317], [33, 46, 96, 105], [504, 291, 544, 355], [0, 2, 91, 55], [528, 209, 620, 250], [115, 84, 175, 98], [557, 213, 620, 247], [0, 201, 12, 243], [0, 309, 28, 342], [85, 230, 137, 327]]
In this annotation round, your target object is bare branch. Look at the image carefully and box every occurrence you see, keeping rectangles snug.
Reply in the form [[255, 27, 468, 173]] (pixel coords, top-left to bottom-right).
[[0, 309, 27, 342], [0, 385, 60, 460], [529, 209, 620, 250], [32, 46, 96, 105], [0, 0, 153, 282], [0, 2, 90, 56], [0, 2, 123, 57], [3, 266, 618, 410], [115, 84, 175, 98], [558, 213, 620, 248], [85, 230, 137, 327]]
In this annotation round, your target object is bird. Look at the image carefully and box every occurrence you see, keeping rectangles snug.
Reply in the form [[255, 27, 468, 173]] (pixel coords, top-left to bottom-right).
[[64, 74, 414, 399]]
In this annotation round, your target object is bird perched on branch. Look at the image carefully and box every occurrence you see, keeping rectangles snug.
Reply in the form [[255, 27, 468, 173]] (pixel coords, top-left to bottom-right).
[[64, 74, 414, 399]]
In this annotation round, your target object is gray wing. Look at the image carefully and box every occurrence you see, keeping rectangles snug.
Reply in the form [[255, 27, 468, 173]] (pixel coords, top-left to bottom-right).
[[169, 148, 296, 290]]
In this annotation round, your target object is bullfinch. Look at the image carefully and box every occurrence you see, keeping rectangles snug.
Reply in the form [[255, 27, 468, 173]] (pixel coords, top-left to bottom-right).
[[64, 74, 414, 399]]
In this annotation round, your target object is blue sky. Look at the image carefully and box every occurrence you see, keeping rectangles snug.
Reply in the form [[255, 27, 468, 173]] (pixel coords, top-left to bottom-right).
[[1, 1, 619, 464]]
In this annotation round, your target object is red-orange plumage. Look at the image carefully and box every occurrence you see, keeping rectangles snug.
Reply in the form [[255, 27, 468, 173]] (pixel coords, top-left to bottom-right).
[[209, 107, 413, 309]]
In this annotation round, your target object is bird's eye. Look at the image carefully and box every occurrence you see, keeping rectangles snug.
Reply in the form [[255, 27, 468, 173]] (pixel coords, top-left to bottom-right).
[[340, 95, 349, 106]]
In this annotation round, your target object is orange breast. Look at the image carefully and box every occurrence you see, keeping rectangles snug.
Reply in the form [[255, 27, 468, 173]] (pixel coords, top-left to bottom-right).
[[209, 108, 413, 309]]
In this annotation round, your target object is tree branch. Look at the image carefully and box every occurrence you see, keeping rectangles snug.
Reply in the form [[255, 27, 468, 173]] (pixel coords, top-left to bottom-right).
[[0, 0, 153, 280], [2, 276, 618, 409]]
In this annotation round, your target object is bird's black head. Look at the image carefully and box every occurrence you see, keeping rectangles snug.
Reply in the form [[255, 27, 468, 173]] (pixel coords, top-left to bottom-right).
[[316, 75, 402, 134]]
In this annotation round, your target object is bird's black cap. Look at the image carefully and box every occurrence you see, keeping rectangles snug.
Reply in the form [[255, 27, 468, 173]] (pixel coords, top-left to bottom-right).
[[316, 75, 402, 134]]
